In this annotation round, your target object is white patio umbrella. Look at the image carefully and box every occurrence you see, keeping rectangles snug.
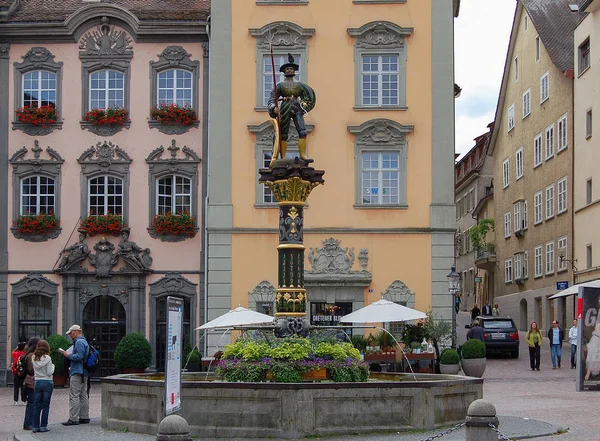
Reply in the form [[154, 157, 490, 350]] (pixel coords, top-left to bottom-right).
[[548, 279, 600, 300], [196, 306, 275, 330], [338, 299, 427, 324]]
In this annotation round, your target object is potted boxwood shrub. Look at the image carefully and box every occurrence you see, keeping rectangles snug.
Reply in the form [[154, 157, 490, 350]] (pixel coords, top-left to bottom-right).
[[460, 339, 486, 378], [47, 334, 72, 386], [185, 348, 202, 372], [114, 332, 152, 374], [439, 348, 461, 375]]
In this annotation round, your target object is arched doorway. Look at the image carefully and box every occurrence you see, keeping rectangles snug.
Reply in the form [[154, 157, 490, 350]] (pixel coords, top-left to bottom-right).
[[519, 298, 528, 332], [83, 296, 126, 377]]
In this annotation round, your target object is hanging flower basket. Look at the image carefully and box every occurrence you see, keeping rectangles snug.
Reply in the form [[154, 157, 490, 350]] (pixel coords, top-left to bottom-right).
[[84, 107, 129, 126], [15, 105, 58, 125], [150, 211, 197, 239], [80, 213, 124, 237], [150, 104, 197, 125]]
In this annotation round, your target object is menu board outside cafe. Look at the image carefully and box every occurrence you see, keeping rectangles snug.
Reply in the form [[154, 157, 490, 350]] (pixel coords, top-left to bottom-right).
[[165, 296, 183, 414]]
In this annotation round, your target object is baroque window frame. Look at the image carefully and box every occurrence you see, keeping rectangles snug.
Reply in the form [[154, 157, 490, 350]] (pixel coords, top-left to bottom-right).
[[348, 119, 413, 208], [249, 21, 315, 111], [78, 19, 133, 136], [146, 139, 200, 241], [149, 46, 200, 135], [13, 47, 64, 136], [348, 21, 413, 110], [10, 140, 64, 242]]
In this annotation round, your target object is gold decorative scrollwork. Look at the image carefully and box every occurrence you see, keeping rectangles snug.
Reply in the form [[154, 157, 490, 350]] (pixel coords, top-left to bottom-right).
[[265, 176, 322, 203]]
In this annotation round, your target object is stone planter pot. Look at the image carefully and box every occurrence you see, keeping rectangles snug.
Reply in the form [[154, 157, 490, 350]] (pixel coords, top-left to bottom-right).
[[439, 363, 461, 375], [461, 358, 486, 378]]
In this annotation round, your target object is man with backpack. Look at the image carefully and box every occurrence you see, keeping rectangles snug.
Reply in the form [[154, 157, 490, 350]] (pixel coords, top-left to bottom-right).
[[11, 342, 27, 405], [61, 324, 90, 426]]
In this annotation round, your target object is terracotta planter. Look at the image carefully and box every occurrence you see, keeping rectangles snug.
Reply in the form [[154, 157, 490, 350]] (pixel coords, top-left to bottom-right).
[[302, 368, 328, 381], [461, 358, 486, 378], [439, 363, 461, 375]]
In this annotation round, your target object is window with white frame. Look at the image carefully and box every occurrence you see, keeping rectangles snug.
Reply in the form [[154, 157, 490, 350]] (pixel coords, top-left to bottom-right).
[[156, 175, 192, 215], [558, 236, 568, 271], [361, 54, 400, 107], [361, 151, 401, 204], [88, 175, 123, 215], [514, 57, 519, 81], [516, 147, 523, 180], [533, 133, 542, 167], [522, 89, 530, 118], [523, 251, 529, 278], [557, 177, 568, 214], [23, 71, 57, 108], [20, 176, 55, 215], [505, 259, 513, 283], [504, 211, 512, 238], [514, 253, 522, 279], [579, 38, 590, 74], [546, 241, 555, 274], [89, 70, 124, 110], [508, 104, 515, 131], [534, 246, 543, 277], [545, 124, 554, 159], [523, 199, 528, 229], [557, 114, 567, 152], [534, 191, 542, 224], [540, 71, 549, 103], [157, 69, 193, 107], [535, 35, 540, 62], [503, 159, 510, 188], [545, 184, 554, 219], [586, 109, 593, 138], [514, 202, 521, 233], [262, 53, 302, 106]]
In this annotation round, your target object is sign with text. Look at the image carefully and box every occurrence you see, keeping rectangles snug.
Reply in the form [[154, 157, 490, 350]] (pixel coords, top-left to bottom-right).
[[165, 296, 183, 414], [577, 287, 600, 391], [556, 281, 569, 291]]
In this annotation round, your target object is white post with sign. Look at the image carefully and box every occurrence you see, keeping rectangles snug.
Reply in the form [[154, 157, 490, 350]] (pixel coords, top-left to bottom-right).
[[165, 296, 183, 415]]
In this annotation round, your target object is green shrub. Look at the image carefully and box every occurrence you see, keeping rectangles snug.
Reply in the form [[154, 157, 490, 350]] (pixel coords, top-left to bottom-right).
[[460, 339, 486, 359], [188, 348, 201, 363], [268, 338, 311, 360], [46, 334, 72, 375], [182, 341, 192, 367], [240, 342, 270, 361], [439, 348, 460, 365], [350, 335, 367, 352], [114, 333, 152, 369], [314, 342, 347, 360]]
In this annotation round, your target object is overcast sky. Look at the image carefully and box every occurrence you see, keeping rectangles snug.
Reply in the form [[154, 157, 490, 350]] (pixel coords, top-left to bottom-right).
[[454, 0, 517, 159]]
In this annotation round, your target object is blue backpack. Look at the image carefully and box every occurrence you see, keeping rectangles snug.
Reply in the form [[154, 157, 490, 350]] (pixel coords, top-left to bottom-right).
[[85, 345, 100, 373]]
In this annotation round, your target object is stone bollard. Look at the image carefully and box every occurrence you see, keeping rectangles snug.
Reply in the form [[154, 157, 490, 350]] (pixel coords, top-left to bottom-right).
[[465, 399, 499, 441], [156, 415, 192, 441]]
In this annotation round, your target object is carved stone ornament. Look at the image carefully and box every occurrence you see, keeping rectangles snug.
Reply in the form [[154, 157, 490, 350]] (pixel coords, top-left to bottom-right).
[[10, 140, 64, 173], [80, 121, 130, 136], [89, 238, 119, 278], [249, 21, 315, 51], [11, 272, 58, 297], [57, 232, 89, 272], [249, 280, 276, 304], [347, 21, 413, 49], [381, 280, 415, 306], [155, 46, 192, 67], [307, 238, 356, 274], [348, 119, 414, 146], [146, 139, 200, 173], [78, 140, 132, 173], [79, 18, 133, 58], [79, 286, 129, 305], [148, 120, 198, 135], [13, 121, 63, 136], [358, 249, 369, 271], [117, 229, 153, 273], [0, 43, 9, 59]]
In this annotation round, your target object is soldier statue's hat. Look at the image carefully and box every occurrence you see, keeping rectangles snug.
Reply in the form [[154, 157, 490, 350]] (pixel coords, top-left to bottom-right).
[[279, 53, 299, 73]]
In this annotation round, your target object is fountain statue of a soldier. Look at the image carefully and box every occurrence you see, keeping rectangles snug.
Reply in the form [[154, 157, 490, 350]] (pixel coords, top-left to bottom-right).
[[268, 53, 316, 166]]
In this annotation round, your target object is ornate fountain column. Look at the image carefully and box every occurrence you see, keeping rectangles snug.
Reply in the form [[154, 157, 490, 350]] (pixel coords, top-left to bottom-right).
[[259, 159, 324, 336]]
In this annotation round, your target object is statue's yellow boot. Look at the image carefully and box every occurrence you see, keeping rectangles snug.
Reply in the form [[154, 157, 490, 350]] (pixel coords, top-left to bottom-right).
[[298, 138, 308, 160]]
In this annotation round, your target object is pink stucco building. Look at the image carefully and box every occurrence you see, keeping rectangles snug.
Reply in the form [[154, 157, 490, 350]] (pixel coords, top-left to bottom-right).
[[0, 0, 210, 384]]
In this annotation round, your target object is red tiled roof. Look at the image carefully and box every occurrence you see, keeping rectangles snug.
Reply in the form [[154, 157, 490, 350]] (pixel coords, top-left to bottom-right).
[[2, 0, 210, 22]]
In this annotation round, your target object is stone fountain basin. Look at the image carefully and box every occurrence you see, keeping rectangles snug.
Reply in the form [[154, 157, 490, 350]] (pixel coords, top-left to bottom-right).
[[102, 372, 482, 439]]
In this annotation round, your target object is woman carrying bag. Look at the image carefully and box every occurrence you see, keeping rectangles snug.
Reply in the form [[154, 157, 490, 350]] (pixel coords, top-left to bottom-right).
[[526, 322, 543, 371], [22, 337, 40, 430]]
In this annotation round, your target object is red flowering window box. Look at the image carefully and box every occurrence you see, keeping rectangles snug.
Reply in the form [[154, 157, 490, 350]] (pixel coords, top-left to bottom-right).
[[14, 212, 59, 234], [84, 107, 129, 126], [150, 211, 197, 240], [80, 213, 124, 237], [15, 105, 58, 125], [150, 104, 198, 125]]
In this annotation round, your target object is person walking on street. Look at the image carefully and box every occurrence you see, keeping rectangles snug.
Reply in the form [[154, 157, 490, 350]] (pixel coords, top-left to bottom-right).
[[492, 303, 501, 316], [569, 319, 578, 369], [22, 337, 40, 430], [526, 322, 543, 371], [482, 301, 492, 316], [31, 340, 54, 433], [62, 324, 90, 426], [467, 320, 485, 342], [455, 294, 461, 314], [471, 304, 480, 322], [548, 320, 565, 369], [12, 342, 27, 405]]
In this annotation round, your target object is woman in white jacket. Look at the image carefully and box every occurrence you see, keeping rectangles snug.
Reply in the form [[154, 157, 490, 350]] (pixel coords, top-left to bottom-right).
[[31, 340, 55, 433]]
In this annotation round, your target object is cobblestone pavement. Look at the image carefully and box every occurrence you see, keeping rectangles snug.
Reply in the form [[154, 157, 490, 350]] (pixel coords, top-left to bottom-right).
[[0, 316, 599, 441]]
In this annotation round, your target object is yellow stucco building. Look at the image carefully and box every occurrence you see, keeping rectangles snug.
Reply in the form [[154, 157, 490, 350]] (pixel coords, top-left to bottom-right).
[[205, 0, 459, 352]]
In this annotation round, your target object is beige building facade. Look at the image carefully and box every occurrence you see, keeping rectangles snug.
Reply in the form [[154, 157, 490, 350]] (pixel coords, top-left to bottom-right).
[[574, 0, 600, 284], [488, 1, 578, 332]]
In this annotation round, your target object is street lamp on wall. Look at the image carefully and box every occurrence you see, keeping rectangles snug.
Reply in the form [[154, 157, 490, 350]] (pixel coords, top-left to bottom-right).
[[447, 264, 460, 348]]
